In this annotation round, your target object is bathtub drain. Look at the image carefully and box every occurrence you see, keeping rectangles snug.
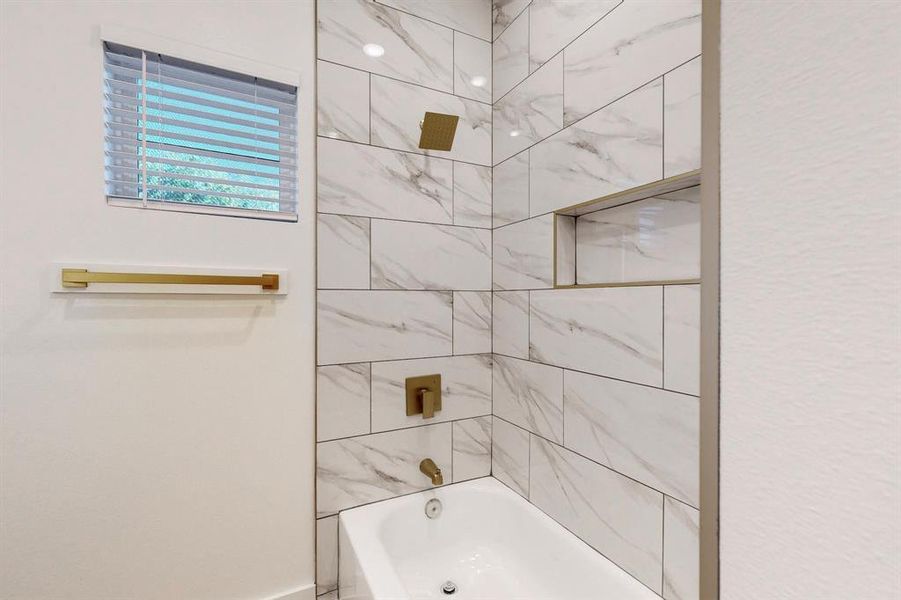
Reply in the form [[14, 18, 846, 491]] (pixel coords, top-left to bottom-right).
[[441, 581, 457, 595]]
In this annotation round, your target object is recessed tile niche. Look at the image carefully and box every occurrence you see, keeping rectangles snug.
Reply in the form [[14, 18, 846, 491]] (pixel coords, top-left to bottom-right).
[[553, 171, 701, 288]]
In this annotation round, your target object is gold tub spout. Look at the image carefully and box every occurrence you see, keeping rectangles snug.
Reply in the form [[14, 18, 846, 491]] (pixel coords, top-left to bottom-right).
[[419, 458, 443, 485]]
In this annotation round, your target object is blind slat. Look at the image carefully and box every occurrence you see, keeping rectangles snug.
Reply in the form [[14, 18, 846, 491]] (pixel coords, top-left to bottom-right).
[[104, 137, 296, 168], [105, 149, 297, 183]]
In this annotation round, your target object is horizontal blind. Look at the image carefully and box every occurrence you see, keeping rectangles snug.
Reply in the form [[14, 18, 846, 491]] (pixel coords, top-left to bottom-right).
[[103, 42, 298, 219]]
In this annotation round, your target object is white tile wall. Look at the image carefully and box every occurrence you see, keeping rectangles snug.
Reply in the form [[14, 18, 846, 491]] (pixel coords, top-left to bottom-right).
[[491, 416, 530, 497], [664, 284, 701, 396], [318, 0, 454, 92], [317, 363, 371, 442], [493, 9, 529, 100], [492, 290, 529, 358], [664, 56, 702, 178], [493, 54, 564, 164], [377, 0, 492, 41], [563, 0, 701, 124], [528, 0, 620, 72], [317, 214, 370, 289], [663, 497, 700, 600], [371, 220, 491, 290], [317, 60, 370, 143], [453, 416, 492, 481], [453, 291, 492, 354], [492, 0, 530, 41], [454, 32, 492, 103], [493, 215, 554, 290], [453, 163, 492, 228], [492, 152, 529, 227], [494, 355, 563, 443]]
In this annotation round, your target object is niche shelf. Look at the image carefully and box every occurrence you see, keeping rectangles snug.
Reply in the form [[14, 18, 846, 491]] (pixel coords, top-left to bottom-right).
[[553, 170, 701, 289]]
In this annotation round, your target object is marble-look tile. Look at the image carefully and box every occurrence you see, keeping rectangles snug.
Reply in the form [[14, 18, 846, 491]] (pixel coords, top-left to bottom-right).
[[317, 214, 370, 290], [493, 8, 529, 101], [318, 290, 452, 364], [556, 215, 576, 286], [377, 0, 491, 41], [370, 354, 491, 432], [491, 417, 530, 497], [492, 0, 530, 41], [664, 56, 701, 178], [664, 497, 700, 600], [318, 591, 338, 600], [493, 214, 554, 290], [564, 370, 699, 506], [454, 163, 492, 228], [529, 0, 620, 72], [575, 187, 700, 284], [494, 54, 564, 165], [664, 284, 700, 396], [316, 516, 338, 594], [317, 363, 371, 442], [371, 75, 492, 166], [453, 291, 492, 354], [530, 286, 663, 385], [453, 416, 492, 481], [454, 32, 492, 103], [529, 436, 664, 592], [316, 423, 452, 515], [492, 291, 529, 359], [371, 220, 491, 290], [318, 137, 453, 224], [563, 0, 701, 124], [317, 60, 370, 143], [318, 0, 453, 92], [530, 79, 663, 216], [494, 355, 563, 443], [493, 152, 529, 227]]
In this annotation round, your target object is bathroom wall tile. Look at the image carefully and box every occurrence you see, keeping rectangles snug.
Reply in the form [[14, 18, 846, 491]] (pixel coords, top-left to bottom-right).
[[564, 370, 699, 506], [555, 214, 576, 286], [454, 32, 492, 103], [563, 0, 701, 124], [529, 436, 663, 592], [318, 137, 453, 224], [492, 0, 530, 41], [371, 354, 491, 432], [528, 0, 620, 72], [530, 79, 663, 216], [575, 187, 700, 284], [664, 56, 702, 178], [530, 287, 663, 385], [316, 423, 452, 516], [371, 220, 491, 290], [371, 76, 492, 166], [318, 291, 452, 364], [317, 214, 370, 290], [453, 163, 492, 228], [492, 291, 529, 359], [664, 497, 700, 600], [493, 214, 554, 290], [492, 152, 529, 227], [491, 416, 530, 497], [453, 291, 492, 355], [317, 60, 370, 143], [318, 0, 454, 92], [317, 363, 371, 442], [318, 591, 338, 600], [493, 9, 529, 101], [316, 516, 338, 594], [493, 54, 564, 165], [664, 284, 700, 396], [494, 355, 563, 443], [377, 0, 491, 41], [453, 416, 492, 482]]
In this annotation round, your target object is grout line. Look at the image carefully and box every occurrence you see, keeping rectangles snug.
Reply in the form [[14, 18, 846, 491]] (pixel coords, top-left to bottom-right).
[[661, 496, 667, 594], [319, 415, 485, 445], [492, 0, 532, 44], [318, 133, 490, 169], [371, 0, 492, 44]]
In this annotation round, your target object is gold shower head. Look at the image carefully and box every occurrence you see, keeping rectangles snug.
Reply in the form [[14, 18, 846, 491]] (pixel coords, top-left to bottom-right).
[[418, 112, 460, 151]]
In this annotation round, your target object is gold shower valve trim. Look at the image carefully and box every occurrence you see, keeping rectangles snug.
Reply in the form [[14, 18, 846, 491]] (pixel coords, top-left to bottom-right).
[[418, 112, 459, 151]]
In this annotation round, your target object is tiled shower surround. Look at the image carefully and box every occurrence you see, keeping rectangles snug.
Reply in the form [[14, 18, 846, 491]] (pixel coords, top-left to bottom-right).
[[315, 1, 701, 599]]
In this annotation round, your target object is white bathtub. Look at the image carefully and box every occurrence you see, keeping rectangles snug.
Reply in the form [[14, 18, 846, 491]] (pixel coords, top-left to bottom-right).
[[337, 477, 658, 600]]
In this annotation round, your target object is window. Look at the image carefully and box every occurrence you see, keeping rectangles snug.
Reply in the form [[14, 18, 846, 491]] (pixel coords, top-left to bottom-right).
[[103, 42, 298, 220]]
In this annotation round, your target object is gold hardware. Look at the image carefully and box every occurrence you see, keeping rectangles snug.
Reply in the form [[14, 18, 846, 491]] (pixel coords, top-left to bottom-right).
[[406, 374, 441, 418], [418, 112, 459, 151], [419, 458, 443, 485], [61, 269, 279, 290]]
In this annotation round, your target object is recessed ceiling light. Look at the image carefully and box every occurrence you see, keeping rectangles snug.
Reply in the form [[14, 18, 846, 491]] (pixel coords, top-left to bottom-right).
[[363, 43, 385, 58], [509, 130, 521, 137], [470, 75, 487, 88]]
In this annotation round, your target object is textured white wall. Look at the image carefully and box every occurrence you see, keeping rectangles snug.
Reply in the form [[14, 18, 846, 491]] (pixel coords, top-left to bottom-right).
[[720, 2, 900, 598], [0, 2, 316, 598]]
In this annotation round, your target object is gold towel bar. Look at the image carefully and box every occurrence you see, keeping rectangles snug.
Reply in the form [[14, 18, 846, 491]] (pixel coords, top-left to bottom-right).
[[61, 269, 279, 290]]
